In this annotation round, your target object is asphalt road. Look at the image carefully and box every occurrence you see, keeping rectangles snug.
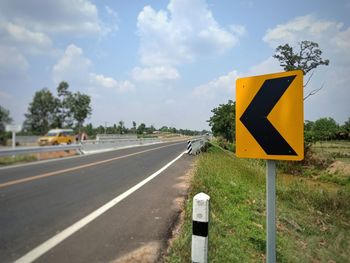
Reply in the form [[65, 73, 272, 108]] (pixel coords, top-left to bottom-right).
[[0, 141, 194, 262]]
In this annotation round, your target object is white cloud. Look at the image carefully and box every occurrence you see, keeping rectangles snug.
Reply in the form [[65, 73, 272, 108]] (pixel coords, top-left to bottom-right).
[[248, 57, 281, 76], [0, 90, 12, 100], [193, 70, 239, 100], [132, 66, 180, 82], [52, 44, 134, 94], [229, 24, 246, 37], [0, 0, 104, 35], [0, 45, 29, 74], [137, 0, 241, 66], [263, 14, 350, 58], [1, 22, 52, 47], [53, 44, 91, 85], [89, 74, 134, 93]]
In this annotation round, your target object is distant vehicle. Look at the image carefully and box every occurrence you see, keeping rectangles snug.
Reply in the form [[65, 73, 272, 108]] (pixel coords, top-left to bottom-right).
[[38, 129, 75, 146]]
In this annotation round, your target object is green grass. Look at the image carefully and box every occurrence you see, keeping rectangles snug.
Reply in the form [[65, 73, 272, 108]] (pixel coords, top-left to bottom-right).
[[165, 144, 350, 262], [0, 154, 37, 166]]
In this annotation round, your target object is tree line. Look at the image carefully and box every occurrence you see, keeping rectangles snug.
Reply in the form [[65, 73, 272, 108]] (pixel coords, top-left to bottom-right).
[[0, 80, 205, 144], [83, 122, 205, 138], [23, 81, 92, 135], [208, 99, 350, 143]]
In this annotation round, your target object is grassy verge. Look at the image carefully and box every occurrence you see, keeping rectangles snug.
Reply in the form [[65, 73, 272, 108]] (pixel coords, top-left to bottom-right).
[[0, 154, 37, 166], [166, 144, 350, 262]]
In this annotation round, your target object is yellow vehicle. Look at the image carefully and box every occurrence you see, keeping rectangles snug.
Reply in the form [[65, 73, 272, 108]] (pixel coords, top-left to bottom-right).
[[38, 129, 75, 146]]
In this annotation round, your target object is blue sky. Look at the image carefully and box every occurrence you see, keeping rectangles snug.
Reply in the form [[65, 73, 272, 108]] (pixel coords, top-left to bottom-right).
[[0, 0, 349, 130]]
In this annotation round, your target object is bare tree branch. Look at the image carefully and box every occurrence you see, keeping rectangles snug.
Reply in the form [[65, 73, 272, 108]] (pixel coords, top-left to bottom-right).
[[304, 83, 324, 101], [303, 71, 314, 87]]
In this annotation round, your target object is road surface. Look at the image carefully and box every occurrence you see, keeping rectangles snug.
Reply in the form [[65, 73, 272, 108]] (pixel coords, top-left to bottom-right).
[[0, 141, 193, 262]]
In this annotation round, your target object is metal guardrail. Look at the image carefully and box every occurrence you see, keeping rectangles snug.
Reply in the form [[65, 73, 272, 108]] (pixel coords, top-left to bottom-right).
[[0, 138, 164, 157], [0, 145, 81, 157], [80, 138, 161, 153], [96, 134, 137, 140], [187, 135, 209, 155]]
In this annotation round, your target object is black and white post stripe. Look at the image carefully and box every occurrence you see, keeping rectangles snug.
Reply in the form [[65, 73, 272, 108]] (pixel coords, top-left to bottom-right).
[[192, 192, 210, 263], [187, 140, 193, 154]]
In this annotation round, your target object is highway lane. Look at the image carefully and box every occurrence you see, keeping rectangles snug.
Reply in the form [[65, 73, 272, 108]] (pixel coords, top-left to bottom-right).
[[0, 141, 193, 262]]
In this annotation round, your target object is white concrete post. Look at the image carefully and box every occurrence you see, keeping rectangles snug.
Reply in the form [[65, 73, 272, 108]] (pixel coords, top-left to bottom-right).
[[192, 192, 210, 263]]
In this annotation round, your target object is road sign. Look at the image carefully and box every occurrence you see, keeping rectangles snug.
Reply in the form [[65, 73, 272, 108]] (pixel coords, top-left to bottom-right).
[[236, 70, 303, 161], [5, 124, 22, 133]]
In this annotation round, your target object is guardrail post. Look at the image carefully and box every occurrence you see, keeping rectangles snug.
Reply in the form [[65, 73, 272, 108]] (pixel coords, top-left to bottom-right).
[[187, 140, 192, 154], [192, 192, 210, 263]]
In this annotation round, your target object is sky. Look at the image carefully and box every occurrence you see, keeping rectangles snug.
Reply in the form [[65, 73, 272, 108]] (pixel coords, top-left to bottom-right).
[[0, 0, 349, 131]]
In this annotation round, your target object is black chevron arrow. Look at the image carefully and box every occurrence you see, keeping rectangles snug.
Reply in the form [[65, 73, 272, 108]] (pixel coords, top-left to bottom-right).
[[240, 75, 297, 155]]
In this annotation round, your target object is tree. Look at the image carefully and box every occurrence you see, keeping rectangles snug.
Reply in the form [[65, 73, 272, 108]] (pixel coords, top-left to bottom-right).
[[0, 105, 12, 132], [273, 40, 329, 100], [24, 89, 58, 135], [340, 117, 350, 140], [132, 121, 137, 133], [207, 100, 235, 142], [0, 105, 13, 145], [312, 117, 338, 141], [85, 123, 95, 138], [53, 81, 73, 128], [137, 123, 146, 134], [117, 121, 125, 134], [304, 120, 315, 144], [68, 92, 92, 133]]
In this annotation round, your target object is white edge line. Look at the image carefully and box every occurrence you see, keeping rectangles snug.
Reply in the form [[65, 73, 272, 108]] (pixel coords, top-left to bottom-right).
[[14, 151, 187, 263]]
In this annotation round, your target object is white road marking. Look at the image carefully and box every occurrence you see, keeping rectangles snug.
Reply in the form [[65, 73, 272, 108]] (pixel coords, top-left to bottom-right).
[[14, 151, 187, 263]]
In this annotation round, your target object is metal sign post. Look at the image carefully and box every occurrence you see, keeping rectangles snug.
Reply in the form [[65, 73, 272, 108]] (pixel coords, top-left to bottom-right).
[[266, 160, 276, 263]]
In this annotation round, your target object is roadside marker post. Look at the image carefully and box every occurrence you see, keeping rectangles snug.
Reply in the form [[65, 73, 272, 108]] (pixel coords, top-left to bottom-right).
[[192, 192, 210, 263], [6, 124, 22, 149], [236, 71, 304, 262]]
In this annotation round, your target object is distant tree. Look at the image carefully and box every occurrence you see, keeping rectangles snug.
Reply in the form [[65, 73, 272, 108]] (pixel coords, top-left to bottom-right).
[[132, 121, 137, 133], [304, 120, 315, 144], [208, 100, 235, 142], [96, 125, 105, 135], [53, 81, 73, 128], [146, 125, 156, 134], [340, 117, 350, 140], [24, 88, 58, 135], [312, 117, 339, 141], [137, 123, 146, 134], [0, 105, 12, 132], [0, 105, 13, 145], [160, 126, 169, 132], [68, 92, 92, 133], [117, 121, 125, 134], [85, 123, 95, 137], [273, 40, 329, 100]]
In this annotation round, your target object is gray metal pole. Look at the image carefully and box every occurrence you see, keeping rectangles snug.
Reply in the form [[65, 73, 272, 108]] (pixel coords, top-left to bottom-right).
[[266, 160, 276, 263]]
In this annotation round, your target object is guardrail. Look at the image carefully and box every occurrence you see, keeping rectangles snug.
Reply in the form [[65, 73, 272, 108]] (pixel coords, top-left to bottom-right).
[[80, 138, 161, 153], [0, 138, 163, 157], [187, 135, 209, 155], [0, 145, 81, 157]]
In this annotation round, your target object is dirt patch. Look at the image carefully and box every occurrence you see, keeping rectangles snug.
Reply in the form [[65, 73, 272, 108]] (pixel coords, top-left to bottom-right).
[[166, 159, 197, 254], [111, 242, 161, 263], [38, 150, 78, 161], [327, 161, 350, 176]]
